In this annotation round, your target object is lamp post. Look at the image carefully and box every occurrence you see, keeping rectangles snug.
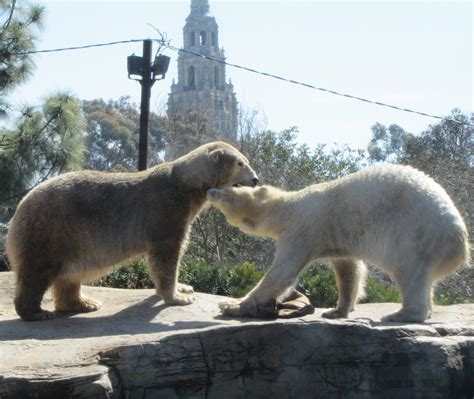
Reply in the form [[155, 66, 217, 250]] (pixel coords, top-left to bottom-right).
[[127, 39, 170, 171]]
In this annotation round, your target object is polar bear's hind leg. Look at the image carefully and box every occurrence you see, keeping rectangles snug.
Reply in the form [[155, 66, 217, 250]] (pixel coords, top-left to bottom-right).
[[381, 268, 433, 323], [322, 259, 367, 319]]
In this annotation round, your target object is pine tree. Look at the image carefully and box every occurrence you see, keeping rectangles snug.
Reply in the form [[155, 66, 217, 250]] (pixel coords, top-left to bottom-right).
[[0, 0, 44, 115]]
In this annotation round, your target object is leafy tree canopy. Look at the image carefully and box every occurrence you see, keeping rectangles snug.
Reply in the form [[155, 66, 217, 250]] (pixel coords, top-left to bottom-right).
[[162, 110, 219, 161], [82, 97, 165, 171], [0, 93, 85, 223]]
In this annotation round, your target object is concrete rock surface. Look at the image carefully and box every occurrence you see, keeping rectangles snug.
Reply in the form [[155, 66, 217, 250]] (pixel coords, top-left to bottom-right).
[[0, 271, 473, 399]]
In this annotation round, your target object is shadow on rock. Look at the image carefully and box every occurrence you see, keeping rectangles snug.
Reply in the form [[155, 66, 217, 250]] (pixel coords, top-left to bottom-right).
[[0, 295, 220, 341]]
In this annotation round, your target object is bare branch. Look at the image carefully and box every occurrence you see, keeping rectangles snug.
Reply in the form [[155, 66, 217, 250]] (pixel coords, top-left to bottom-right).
[[2, 0, 17, 30]]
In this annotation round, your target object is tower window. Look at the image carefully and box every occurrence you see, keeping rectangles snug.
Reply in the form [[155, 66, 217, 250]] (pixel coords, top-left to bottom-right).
[[188, 66, 195, 89], [200, 31, 206, 46], [211, 32, 217, 47], [214, 66, 219, 89], [190, 32, 195, 46]]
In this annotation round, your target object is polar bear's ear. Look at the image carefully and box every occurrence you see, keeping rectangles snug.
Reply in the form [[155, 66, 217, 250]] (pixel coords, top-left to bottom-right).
[[207, 188, 224, 200], [209, 149, 224, 163]]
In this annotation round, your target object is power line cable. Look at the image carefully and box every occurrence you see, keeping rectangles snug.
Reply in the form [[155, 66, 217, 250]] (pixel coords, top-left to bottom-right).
[[15, 38, 147, 55], [12, 37, 473, 127], [164, 43, 473, 127]]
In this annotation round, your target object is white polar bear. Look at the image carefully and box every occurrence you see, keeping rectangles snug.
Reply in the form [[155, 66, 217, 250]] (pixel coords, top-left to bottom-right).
[[207, 164, 470, 322]]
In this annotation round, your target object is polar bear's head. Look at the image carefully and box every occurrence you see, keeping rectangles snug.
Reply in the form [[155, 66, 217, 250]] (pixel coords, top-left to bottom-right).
[[207, 142, 259, 189], [175, 141, 259, 190], [207, 185, 279, 238]]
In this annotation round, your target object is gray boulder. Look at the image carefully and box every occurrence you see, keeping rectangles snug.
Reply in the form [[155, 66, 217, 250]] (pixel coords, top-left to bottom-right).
[[0, 272, 473, 398]]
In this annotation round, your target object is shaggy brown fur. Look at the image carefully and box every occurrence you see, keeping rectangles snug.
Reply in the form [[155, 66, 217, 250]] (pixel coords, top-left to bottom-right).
[[7, 141, 258, 321]]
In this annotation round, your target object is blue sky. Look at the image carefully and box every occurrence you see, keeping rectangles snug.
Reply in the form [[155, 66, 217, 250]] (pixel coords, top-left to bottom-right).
[[8, 0, 473, 150]]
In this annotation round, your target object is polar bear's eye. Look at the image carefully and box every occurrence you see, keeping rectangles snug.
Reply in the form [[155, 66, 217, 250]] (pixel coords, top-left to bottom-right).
[[238, 161, 243, 166]]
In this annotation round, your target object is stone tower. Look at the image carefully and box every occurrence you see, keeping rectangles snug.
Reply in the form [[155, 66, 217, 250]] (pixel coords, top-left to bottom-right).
[[167, 0, 238, 139]]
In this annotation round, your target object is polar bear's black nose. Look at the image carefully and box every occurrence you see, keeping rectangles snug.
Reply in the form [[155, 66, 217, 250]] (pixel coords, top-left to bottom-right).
[[252, 178, 259, 186]]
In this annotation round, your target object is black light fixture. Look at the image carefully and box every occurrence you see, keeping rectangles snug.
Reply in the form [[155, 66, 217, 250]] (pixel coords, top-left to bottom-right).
[[127, 53, 170, 81], [127, 54, 143, 79], [126, 40, 171, 171], [152, 54, 171, 80]]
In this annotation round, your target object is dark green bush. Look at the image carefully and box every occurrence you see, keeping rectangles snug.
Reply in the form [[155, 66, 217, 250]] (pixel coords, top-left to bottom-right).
[[180, 259, 264, 297], [361, 277, 401, 304], [226, 261, 265, 298], [297, 265, 338, 308], [296, 264, 402, 308], [96, 258, 264, 298], [94, 257, 154, 289], [94, 258, 471, 306], [179, 259, 228, 295], [434, 287, 470, 305]]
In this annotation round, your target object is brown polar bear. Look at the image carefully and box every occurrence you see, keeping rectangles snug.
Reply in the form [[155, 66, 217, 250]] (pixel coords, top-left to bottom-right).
[[207, 164, 470, 322], [7, 141, 259, 321]]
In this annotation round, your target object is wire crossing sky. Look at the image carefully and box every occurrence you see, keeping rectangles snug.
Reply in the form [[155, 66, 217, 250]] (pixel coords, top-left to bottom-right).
[[16, 36, 473, 127], [7, 1, 473, 149]]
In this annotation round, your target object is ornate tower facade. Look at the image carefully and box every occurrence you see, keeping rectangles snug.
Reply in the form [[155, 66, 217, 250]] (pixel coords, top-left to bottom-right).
[[167, 0, 238, 139]]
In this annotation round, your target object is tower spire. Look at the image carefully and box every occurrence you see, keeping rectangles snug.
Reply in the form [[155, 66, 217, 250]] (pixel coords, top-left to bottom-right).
[[167, 0, 238, 147], [190, 0, 210, 17]]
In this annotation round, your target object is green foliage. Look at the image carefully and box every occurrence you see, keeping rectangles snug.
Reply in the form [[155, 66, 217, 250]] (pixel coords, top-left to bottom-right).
[[95, 258, 469, 307], [82, 97, 165, 171], [297, 264, 402, 308], [179, 258, 228, 295], [434, 286, 470, 306], [180, 259, 264, 297], [297, 265, 339, 308], [226, 261, 265, 298], [0, 93, 85, 222], [0, 0, 44, 115], [161, 110, 219, 161], [368, 123, 412, 163], [94, 257, 153, 289], [360, 277, 401, 304], [238, 127, 366, 191], [96, 258, 264, 299]]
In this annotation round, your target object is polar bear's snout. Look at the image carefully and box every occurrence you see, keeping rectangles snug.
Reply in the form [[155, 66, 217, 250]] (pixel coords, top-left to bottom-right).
[[233, 163, 259, 188]]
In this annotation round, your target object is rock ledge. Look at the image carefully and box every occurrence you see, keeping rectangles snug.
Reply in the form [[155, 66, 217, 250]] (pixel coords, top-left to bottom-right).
[[0, 272, 473, 398]]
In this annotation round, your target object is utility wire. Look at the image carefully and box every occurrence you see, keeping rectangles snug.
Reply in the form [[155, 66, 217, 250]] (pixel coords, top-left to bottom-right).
[[164, 43, 473, 127], [15, 38, 147, 55], [12, 37, 473, 127]]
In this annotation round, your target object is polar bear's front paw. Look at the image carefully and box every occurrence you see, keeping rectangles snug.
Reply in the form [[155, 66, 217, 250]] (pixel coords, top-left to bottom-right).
[[219, 297, 278, 319], [165, 292, 195, 306], [177, 283, 194, 294], [322, 308, 349, 319], [219, 299, 244, 316]]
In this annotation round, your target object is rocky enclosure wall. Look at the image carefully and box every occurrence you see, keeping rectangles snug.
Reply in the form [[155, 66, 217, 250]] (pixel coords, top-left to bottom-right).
[[0, 272, 473, 398]]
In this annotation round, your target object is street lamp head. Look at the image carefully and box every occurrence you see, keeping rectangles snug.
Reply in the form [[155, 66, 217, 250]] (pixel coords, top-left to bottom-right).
[[152, 54, 171, 80], [127, 55, 143, 79]]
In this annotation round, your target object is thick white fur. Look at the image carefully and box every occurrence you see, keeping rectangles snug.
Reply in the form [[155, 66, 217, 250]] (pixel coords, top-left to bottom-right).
[[207, 164, 470, 322]]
